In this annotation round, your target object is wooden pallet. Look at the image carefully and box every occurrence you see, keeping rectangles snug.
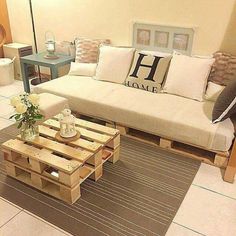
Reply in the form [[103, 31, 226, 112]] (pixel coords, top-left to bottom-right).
[[112, 123, 236, 183], [1, 116, 120, 204], [113, 124, 230, 168]]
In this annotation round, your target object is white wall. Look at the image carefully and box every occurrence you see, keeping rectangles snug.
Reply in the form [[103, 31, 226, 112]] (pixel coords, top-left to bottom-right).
[[6, 0, 236, 55]]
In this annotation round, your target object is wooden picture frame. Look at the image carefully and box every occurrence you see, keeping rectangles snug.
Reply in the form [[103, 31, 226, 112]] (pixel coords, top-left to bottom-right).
[[133, 22, 194, 55]]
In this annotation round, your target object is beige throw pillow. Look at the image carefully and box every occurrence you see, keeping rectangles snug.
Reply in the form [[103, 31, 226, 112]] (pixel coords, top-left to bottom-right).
[[125, 51, 171, 93], [209, 51, 236, 86], [205, 82, 225, 102], [95, 45, 135, 84], [163, 54, 215, 101], [75, 38, 110, 63]]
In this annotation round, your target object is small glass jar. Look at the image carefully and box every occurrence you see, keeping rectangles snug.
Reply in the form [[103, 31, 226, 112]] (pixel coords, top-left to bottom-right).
[[20, 123, 39, 141]]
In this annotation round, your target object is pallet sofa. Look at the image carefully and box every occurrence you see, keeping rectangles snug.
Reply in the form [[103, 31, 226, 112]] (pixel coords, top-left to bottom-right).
[[34, 74, 236, 183]]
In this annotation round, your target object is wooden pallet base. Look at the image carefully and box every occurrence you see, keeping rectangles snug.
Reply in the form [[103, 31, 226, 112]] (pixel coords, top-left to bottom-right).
[[109, 123, 232, 169]]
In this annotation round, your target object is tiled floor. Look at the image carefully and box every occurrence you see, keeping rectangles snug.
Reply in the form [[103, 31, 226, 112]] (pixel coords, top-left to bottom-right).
[[0, 81, 236, 236], [0, 82, 23, 130], [0, 197, 71, 236]]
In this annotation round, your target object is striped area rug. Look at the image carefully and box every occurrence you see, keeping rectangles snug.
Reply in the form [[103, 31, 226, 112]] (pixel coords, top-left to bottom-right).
[[0, 125, 200, 236]]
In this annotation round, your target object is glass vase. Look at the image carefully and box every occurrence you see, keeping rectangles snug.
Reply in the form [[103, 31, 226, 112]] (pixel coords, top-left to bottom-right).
[[20, 123, 39, 141]]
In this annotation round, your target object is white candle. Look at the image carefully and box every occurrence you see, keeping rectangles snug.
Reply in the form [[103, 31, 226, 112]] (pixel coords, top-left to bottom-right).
[[47, 43, 54, 52]]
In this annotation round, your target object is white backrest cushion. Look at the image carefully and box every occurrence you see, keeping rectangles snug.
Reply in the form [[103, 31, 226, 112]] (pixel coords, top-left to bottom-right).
[[162, 54, 215, 101], [95, 45, 135, 84], [205, 82, 225, 102], [68, 62, 97, 77]]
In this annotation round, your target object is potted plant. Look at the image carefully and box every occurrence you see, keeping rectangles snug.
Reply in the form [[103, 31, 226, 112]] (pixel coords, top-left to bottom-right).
[[10, 93, 43, 140]]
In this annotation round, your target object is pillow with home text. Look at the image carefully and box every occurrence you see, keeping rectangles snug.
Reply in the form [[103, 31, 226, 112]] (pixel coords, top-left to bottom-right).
[[125, 51, 172, 93]]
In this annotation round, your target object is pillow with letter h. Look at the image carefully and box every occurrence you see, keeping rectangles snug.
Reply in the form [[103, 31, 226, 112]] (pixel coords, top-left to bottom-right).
[[125, 51, 172, 93]]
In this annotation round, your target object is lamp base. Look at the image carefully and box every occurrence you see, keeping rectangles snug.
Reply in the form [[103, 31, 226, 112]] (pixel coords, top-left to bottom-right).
[[44, 54, 59, 60], [55, 131, 80, 143], [31, 76, 49, 86]]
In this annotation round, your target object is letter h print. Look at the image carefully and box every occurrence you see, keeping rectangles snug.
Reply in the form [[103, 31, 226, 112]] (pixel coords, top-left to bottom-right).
[[129, 53, 163, 81]]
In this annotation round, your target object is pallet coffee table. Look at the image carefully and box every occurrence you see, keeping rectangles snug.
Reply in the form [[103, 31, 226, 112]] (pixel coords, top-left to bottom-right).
[[1, 115, 120, 204]]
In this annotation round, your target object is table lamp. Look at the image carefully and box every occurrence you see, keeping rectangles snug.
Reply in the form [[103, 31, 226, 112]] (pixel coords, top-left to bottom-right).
[[44, 31, 59, 59]]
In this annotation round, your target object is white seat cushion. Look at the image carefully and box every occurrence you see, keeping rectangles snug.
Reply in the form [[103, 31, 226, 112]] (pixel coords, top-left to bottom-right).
[[34, 76, 235, 152]]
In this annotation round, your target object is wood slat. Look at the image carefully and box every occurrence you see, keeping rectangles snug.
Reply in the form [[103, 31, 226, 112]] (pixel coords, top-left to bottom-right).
[[224, 139, 236, 183], [54, 114, 119, 136], [116, 124, 129, 135], [79, 165, 93, 179], [160, 138, 173, 149], [17, 134, 93, 163], [214, 154, 228, 168], [38, 125, 102, 152], [44, 119, 111, 144], [2, 139, 81, 173]]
